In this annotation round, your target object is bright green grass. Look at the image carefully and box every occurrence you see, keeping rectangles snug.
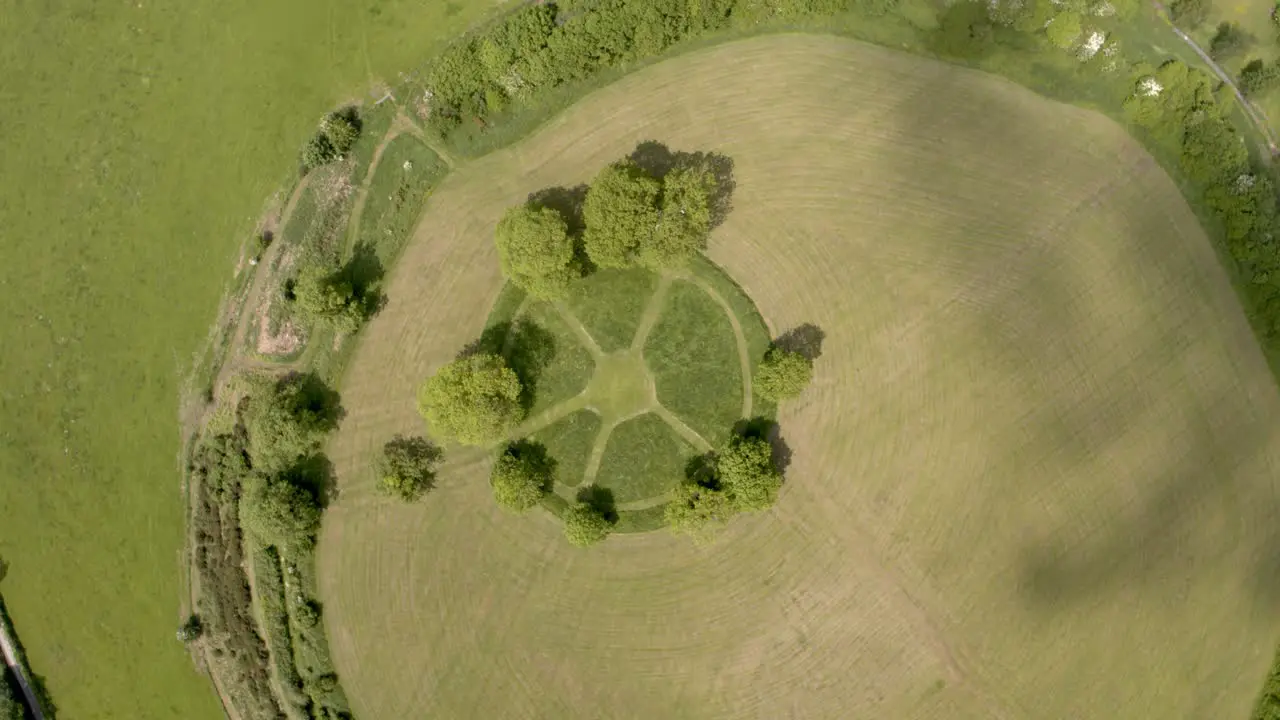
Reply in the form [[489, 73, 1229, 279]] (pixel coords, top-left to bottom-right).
[[644, 280, 743, 446], [509, 303, 596, 415], [0, 0, 504, 716], [594, 413, 695, 504], [563, 268, 659, 351], [687, 256, 778, 415], [352, 135, 449, 262], [530, 409, 603, 488]]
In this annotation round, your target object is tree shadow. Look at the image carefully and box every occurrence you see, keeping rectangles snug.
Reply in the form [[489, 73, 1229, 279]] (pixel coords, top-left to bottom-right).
[[773, 323, 826, 361], [0, 556, 7, 584], [458, 319, 559, 412], [576, 484, 618, 524], [340, 241, 387, 319], [628, 140, 736, 228], [528, 184, 589, 237], [684, 451, 720, 489], [283, 453, 338, 508], [732, 416, 793, 475]]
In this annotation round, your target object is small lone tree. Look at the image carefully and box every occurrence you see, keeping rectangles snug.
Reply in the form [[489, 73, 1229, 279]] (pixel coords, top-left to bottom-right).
[[582, 160, 661, 268], [240, 475, 323, 550], [644, 162, 716, 268], [495, 203, 580, 299], [375, 435, 441, 502], [719, 436, 782, 512], [665, 481, 734, 538], [489, 441, 554, 512], [755, 347, 814, 401], [176, 614, 204, 643], [1169, 0, 1209, 28], [418, 354, 524, 445], [301, 109, 361, 171], [562, 502, 611, 546], [292, 261, 376, 335]]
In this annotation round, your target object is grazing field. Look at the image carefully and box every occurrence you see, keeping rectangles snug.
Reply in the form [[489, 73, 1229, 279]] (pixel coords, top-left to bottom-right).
[[0, 0, 502, 716], [318, 35, 1280, 719]]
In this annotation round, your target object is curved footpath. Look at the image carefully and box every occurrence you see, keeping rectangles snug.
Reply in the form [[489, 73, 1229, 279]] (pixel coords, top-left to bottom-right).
[[0, 616, 44, 720]]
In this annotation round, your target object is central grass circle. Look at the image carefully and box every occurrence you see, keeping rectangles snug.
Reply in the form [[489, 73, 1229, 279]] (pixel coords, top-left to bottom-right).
[[583, 352, 654, 419], [489, 258, 775, 533]]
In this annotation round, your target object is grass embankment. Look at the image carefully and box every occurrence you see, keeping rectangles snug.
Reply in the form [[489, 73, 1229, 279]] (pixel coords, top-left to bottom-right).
[[318, 35, 1280, 718]]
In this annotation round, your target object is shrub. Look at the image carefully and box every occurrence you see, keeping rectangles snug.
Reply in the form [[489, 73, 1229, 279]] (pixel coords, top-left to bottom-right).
[[495, 203, 580, 299], [176, 614, 203, 643], [375, 435, 442, 502], [1210, 22, 1249, 60], [418, 354, 524, 445], [1240, 58, 1280, 96], [291, 260, 378, 335], [301, 109, 361, 171], [489, 441, 554, 512], [755, 347, 814, 401], [562, 502, 612, 546], [665, 481, 734, 537]]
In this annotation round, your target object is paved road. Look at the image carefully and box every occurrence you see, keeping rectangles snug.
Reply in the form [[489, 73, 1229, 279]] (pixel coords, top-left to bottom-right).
[[1160, 8, 1280, 152], [0, 618, 44, 720]]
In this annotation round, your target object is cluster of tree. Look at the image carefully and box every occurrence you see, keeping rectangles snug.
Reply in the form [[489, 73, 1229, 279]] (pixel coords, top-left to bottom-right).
[[665, 433, 784, 538], [418, 353, 525, 445], [1241, 58, 1280, 96], [494, 152, 722, 298], [302, 109, 361, 172], [1125, 60, 1280, 342], [421, 0, 889, 136], [486, 440, 615, 545], [289, 248, 385, 335]]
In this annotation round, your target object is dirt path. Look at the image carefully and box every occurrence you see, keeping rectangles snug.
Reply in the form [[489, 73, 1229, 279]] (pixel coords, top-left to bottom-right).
[[0, 615, 44, 720]]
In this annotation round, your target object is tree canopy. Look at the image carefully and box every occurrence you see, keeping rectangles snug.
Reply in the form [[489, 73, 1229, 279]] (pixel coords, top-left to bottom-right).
[[495, 203, 580, 299], [719, 435, 783, 512], [582, 160, 662, 268], [375, 435, 442, 502], [562, 502, 612, 546], [240, 474, 323, 550], [418, 354, 524, 445], [301, 109, 361, 171], [755, 346, 814, 401], [0, 678, 23, 720], [245, 374, 340, 474], [645, 163, 717, 268], [1044, 12, 1081, 50], [489, 441, 555, 512], [664, 481, 734, 538]]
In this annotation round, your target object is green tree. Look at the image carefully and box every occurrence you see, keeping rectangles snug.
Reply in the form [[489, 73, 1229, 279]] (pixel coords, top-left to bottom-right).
[[1210, 22, 1249, 60], [1240, 58, 1280, 96], [240, 475, 323, 550], [176, 614, 204, 643], [489, 441, 554, 512], [718, 436, 782, 512], [301, 134, 336, 171], [582, 160, 661, 268], [495, 203, 580, 299], [292, 261, 370, 335], [1169, 0, 1209, 27], [245, 374, 339, 474], [323, 111, 359, 156], [1045, 12, 1081, 49], [562, 502, 612, 546], [0, 677, 23, 720], [644, 163, 716, 268], [418, 354, 524, 445], [375, 435, 442, 502], [755, 346, 814, 401], [665, 481, 734, 538]]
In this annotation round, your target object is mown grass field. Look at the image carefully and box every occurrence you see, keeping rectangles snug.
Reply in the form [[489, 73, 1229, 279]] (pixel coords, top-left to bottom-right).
[[0, 1, 501, 716], [317, 34, 1280, 718]]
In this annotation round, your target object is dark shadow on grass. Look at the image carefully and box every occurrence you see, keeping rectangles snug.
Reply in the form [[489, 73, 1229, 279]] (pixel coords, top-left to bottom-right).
[[282, 454, 338, 508], [528, 184, 589, 236], [288, 372, 345, 431], [341, 241, 388, 319], [576, 484, 618, 524], [773, 323, 826, 362], [628, 140, 736, 228], [504, 439, 558, 494], [684, 451, 720, 488], [732, 416, 793, 475]]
